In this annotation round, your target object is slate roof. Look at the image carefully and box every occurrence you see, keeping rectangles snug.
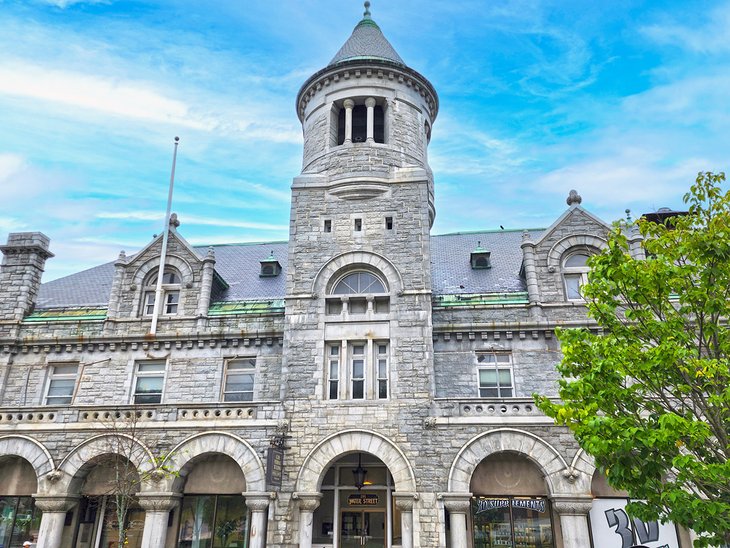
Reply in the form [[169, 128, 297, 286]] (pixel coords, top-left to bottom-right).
[[35, 231, 544, 309], [328, 16, 405, 68]]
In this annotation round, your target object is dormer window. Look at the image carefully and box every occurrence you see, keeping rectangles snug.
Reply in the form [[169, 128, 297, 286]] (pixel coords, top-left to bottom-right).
[[470, 241, 492, 269], [260, 251, 282, 277], [143, 268, 181, 316], [337, 97, 385, 145]]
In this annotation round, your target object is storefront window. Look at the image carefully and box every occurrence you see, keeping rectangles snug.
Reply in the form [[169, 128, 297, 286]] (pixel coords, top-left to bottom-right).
[[472, 496, 554, 548], [0, 496, 42, 548], [177, 495, 249, 548]]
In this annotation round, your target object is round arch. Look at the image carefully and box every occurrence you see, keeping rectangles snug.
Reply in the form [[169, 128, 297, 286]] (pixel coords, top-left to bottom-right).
[[312, 251, 404, 297], [448, 428, 569, 495], [161, 431, 266, 493], [296, 429, 415, 493], [0, 435, 54, 479], [57, 433, 156, 493], [547, 234, 607, 270], [130, 253, 194, 316]]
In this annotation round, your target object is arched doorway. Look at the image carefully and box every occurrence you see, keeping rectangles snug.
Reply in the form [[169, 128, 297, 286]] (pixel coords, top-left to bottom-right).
[[468, 453, 557, 548], [0, 456, 42, 546], [174, 454, 250, 548], [312, 452, 401, 548]]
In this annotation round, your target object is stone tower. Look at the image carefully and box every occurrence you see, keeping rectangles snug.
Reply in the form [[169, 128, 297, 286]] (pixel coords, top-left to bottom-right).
[[284, 2, 439, 401]]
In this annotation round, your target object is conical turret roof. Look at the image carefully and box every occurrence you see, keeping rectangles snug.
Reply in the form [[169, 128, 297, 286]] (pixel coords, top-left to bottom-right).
[[328, 6, 405, 67]]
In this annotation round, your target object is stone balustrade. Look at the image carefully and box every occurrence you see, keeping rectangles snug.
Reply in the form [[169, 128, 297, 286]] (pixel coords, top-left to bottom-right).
[[431, 397, 552, 421], [0, 402, 278, 426]]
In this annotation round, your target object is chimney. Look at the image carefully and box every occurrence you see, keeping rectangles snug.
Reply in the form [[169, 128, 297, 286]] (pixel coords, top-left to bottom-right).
[[0, 232, 54, 320]]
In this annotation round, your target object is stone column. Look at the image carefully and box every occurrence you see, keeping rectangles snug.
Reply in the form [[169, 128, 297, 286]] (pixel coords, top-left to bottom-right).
[[343, 99, 354, 143], [520, 231, 540, 305], [393, 493, 416, 548], [365, 97, 376, 142], [243, 492, 272, 548], [34, 495, 78, 548], [295, 492, 321, 548], [442, 493, 472, 548], [138, 492, 181, 548], [553, 498, 593, 548]]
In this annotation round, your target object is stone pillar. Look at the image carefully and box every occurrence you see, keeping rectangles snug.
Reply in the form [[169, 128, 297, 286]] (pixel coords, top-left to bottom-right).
[[34, 495, 78, 548], [365, 97, 376, 142], [243, 492, 272, 548], [520, 231, 540, 305], [442, 493, 472, 548], [196, 247, 216, 317], [393, 493, 416, 548], [138, 492, 181, 548], [295, 492, 321, 548], [626, 223, 646, 260], [553, 498, 593, 548], [106, 250, 127, 320], [343, 99, 354, 143]]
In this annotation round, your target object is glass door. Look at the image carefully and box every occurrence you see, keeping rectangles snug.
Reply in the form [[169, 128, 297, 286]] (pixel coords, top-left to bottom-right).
[[340, 510, 385, 547]]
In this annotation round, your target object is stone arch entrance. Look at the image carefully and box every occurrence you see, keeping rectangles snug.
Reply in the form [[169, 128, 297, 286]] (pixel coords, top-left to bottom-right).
[[295, 430, 416, 548]]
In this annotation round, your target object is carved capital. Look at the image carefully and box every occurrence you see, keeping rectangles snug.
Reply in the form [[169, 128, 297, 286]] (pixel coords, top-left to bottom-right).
[[33, 495, 79, 513], [365, 97, 376, 108], [552, 497, 593, 516], [441, 493, 472, 514], [343, 99, 355, 110], [243, 492, 274, 512], [293, 492, 322, 512], [423, 417, 437, 429], [393, 492, 417, 512], [44, 470, 63, 484], [137, 492, 182, 512]]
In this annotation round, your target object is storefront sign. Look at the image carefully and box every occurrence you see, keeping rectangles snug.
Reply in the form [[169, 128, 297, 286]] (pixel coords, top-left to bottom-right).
[[589, 498, 680, 548], [265, 447, 283, 487], [348, 493, 379, 506], [475, 497, 546, 514]]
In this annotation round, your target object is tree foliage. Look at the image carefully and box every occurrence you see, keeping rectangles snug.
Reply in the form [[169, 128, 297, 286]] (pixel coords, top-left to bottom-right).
[[536, 172, 730, 547]]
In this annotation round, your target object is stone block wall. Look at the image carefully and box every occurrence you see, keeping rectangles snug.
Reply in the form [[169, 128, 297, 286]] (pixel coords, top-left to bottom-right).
[[0, 232, 53, 321]]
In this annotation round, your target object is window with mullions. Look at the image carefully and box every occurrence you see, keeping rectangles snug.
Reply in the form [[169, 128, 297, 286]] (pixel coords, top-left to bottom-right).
[[45, 362, 79, 405], [332, 272, 386, 294], [143, 268, 181, 316], [337, 103, 385, 145], [563, 252, 591, 300], [0, 496, 42, 548], [326, 342, 389, 400], [223, 358, 255, 402], [133, 361, 165, 404], [477, 353, 513, 397]]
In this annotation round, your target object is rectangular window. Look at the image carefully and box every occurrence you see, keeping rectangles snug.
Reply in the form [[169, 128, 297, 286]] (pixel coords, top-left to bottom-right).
[[354, 218, 362, 232], [324, 219, 332, 233], [143, 291, 179, 315], [133, 361, 165, 404], [45, 363, 78, 405], [328, 345, 340, 399], [351, 345, 365, 399], [477, 353, 513, 397], [564, 273, 584, 300], [327, 341, 389, 400], [385, 216, 393, 230], [377, 344, 388, 399], [223, 358, 255, 402]]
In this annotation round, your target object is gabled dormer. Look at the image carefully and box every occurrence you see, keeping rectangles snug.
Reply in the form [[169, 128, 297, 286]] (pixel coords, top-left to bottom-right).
[[521, 191, 611, 304], [106, 214, 221, 320]]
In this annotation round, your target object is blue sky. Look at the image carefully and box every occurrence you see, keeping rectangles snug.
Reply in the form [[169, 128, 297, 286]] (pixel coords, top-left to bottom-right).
[[0, 0, 728, 281]]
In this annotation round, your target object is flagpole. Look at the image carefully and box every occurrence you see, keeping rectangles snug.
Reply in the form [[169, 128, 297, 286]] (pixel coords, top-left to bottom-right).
[[150, 136, 179, 336]]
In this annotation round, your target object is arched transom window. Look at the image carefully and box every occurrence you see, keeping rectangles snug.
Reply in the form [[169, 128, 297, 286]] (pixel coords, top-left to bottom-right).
[[563, 252, 591, 300], [332, 271, 386, 295]]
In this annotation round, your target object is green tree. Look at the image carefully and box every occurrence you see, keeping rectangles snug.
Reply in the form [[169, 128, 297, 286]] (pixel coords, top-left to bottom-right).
[[536, 172, 730, 547]]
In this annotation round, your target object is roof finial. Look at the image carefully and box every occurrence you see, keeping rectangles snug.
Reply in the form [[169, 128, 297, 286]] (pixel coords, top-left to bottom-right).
[[566, 189, 582, 207], [364, 1, 371, 18]]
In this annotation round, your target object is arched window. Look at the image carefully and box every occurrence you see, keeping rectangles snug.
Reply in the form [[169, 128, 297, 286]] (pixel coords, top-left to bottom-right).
[[562, 252, 590, 300], [143, 268, 181, 316], [332, 271, 386, 295]]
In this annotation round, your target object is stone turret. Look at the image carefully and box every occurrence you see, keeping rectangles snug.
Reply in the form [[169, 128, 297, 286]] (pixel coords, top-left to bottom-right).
[[0, 232, 54, 321], [295, 2, 439, 226]]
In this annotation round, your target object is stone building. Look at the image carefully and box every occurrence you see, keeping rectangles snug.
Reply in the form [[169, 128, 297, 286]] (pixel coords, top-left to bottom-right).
[[0, 5, 690, 548]]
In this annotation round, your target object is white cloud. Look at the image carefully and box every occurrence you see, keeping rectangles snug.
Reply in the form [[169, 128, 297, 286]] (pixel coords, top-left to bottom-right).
[[641, 3, 730, 54]]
